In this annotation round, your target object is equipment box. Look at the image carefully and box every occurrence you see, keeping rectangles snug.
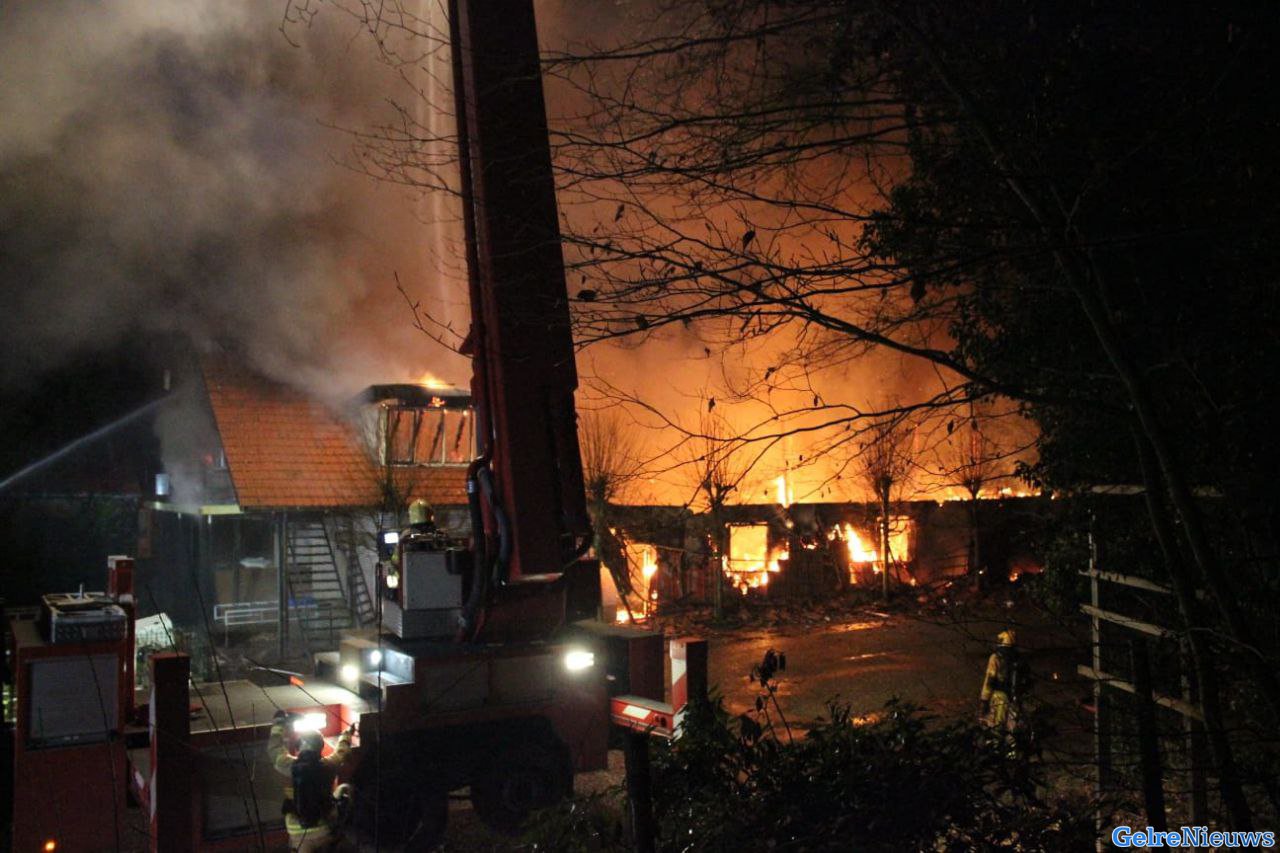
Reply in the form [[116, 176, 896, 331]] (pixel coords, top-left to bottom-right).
[[41, 592, 128, 644]]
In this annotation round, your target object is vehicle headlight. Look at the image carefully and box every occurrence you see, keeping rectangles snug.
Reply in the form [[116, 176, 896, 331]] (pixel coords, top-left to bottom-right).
[[368, 649, 383, 668], [563, 649, 595, 672], [291, 712, 328, 733], [340, 663, 360, 685]]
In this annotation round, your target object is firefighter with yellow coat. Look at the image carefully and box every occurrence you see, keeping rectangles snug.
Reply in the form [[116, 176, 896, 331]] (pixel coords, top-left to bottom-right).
[[268, 710, 355, 852], [979, 629, 1022, 732]]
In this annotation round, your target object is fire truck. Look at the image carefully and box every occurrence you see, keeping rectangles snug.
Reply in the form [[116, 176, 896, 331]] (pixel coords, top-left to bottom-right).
[[321, 0, 675, 845], [7, 0, 701, 850]]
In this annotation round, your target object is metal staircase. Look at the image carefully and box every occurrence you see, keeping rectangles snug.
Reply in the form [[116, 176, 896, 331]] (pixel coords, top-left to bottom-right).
[[285, 519, 354, 649], [333, 517, 378, 627]]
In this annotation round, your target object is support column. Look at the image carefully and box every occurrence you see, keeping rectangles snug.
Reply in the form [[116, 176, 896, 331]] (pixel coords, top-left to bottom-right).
[[150, 652, 193, 852], [276, 511, 289, 659], [624, 730, 656, 853]]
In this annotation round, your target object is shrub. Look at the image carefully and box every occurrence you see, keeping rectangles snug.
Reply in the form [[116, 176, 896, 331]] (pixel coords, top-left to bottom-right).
[[525, 697, 1093, 852]]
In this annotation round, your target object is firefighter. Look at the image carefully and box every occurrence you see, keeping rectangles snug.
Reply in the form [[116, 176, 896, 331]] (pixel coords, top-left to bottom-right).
[[406, 498, 437, 535], [269, 710, 355, 852], [979, 629, 1022, 732], [382, 500, 438, 597]]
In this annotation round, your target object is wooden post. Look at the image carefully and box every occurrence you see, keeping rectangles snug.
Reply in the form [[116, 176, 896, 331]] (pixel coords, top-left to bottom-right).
[[1131, 638, 1168, 832], [624, 730, 656, 853], [150, 652, 193, 852], [1088, 524, 1112, 853], [1180, 638, 1208, 841]]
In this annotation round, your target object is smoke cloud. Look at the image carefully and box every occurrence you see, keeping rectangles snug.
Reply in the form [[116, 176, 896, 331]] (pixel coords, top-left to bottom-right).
[[0, 1, 468, 399]]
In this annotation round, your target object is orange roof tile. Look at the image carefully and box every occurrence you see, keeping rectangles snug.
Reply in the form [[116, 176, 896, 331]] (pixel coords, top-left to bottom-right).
[[201, 358, 467, 511]]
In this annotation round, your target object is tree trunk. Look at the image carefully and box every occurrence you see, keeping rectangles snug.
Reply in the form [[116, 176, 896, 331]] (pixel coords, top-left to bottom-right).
[[879, 486, 891, 602], [967, 496, 982, 590], [711, 501, 725, 620]]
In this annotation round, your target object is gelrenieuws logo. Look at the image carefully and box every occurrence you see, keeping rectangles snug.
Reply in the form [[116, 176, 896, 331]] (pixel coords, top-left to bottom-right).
[[1112, 826, 1276, 848]]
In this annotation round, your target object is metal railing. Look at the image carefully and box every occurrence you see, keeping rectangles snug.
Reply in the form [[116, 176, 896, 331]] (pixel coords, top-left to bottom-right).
[[211, 599, 318, 645]]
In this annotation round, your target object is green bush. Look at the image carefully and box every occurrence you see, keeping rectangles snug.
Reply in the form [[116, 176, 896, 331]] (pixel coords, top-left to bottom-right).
[[525, 698, 1092, 852]]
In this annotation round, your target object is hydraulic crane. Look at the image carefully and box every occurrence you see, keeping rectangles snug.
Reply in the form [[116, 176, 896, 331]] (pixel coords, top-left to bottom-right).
[[318, 0, 701, 846]]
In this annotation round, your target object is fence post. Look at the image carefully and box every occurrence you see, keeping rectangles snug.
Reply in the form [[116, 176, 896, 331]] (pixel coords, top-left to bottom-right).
[[1180, 639, 1208, 838], [1088, 526, 1112, 853], [1131, 638, 1168, 832]]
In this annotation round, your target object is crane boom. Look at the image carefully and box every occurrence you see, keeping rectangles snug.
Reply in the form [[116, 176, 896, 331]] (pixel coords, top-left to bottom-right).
[[451, 0, 593, 640]]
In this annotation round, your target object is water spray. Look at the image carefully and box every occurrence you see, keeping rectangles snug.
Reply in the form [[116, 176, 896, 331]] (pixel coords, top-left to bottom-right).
[[0, 396, 166, 495]]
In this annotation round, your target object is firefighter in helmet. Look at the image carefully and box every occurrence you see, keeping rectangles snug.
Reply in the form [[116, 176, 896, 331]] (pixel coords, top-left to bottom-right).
[[268, 710, 355, 852], [407, 498, 437, 535], [979, 629, 1022, 731], [381, 500, 438, 597]]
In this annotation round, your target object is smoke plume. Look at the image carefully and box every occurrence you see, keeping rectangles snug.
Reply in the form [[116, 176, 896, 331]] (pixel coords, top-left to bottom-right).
[[0, 1, 468, 399]]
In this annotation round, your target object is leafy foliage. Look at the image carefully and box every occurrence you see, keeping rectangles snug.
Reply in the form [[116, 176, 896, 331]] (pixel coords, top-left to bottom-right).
[[525, 697, 1092, 852]]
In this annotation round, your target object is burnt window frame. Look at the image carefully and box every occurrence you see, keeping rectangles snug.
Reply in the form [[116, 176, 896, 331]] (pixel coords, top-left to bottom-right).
[[383, 403, 474, 467]]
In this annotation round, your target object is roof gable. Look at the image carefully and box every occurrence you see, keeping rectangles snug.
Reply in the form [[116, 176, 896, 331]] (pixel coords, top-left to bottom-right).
[[201, 358, 465, 511]]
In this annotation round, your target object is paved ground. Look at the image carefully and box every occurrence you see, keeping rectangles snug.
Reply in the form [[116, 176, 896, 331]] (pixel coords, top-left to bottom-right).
[[434, 601, 1094, 850], [708, 604, 1087, 726], [713, 611, 993, 725], [104, 600, 1092, 850]]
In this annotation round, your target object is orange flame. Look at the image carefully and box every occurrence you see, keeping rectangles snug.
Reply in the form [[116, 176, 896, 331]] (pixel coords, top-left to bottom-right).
[[624, 541, 660, 616], [418, 371, 451, 390], [838, 523, 878, 564], [725, 524, 786, 592], [830, 521, 913, 583], [774, 474, 793, 508]]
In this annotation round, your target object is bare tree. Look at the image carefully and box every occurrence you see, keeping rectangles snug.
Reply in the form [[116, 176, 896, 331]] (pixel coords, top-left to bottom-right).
[[946, 406, 1000, 588], [857, 413, 914, 601], [681, 404, 756, 620], [578, 409, 643, 615]]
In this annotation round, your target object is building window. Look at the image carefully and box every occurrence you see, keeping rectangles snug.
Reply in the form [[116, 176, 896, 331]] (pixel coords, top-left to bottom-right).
[[384, 405, 474, 466]]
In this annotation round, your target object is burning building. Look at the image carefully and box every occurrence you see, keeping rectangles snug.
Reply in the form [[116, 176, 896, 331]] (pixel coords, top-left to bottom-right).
[[140, 353, 471, 652], [603, 495, 1043, 614]]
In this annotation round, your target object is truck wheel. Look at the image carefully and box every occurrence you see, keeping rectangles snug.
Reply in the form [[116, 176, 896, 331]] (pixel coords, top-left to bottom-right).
[[354, 784, 447, 851], [471, 739, 573, 835]]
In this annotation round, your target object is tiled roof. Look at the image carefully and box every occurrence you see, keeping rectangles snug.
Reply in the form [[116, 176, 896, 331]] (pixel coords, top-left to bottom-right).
[[201, 358, 467, 511]]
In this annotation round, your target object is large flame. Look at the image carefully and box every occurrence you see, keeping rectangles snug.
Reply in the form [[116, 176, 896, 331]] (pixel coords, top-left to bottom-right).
[[832, 523, 878, 563], [829, 521, 912, 583], [640, 546, 658, 580], [726, 524, 786, 593], [774, 474, 793, 508]]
